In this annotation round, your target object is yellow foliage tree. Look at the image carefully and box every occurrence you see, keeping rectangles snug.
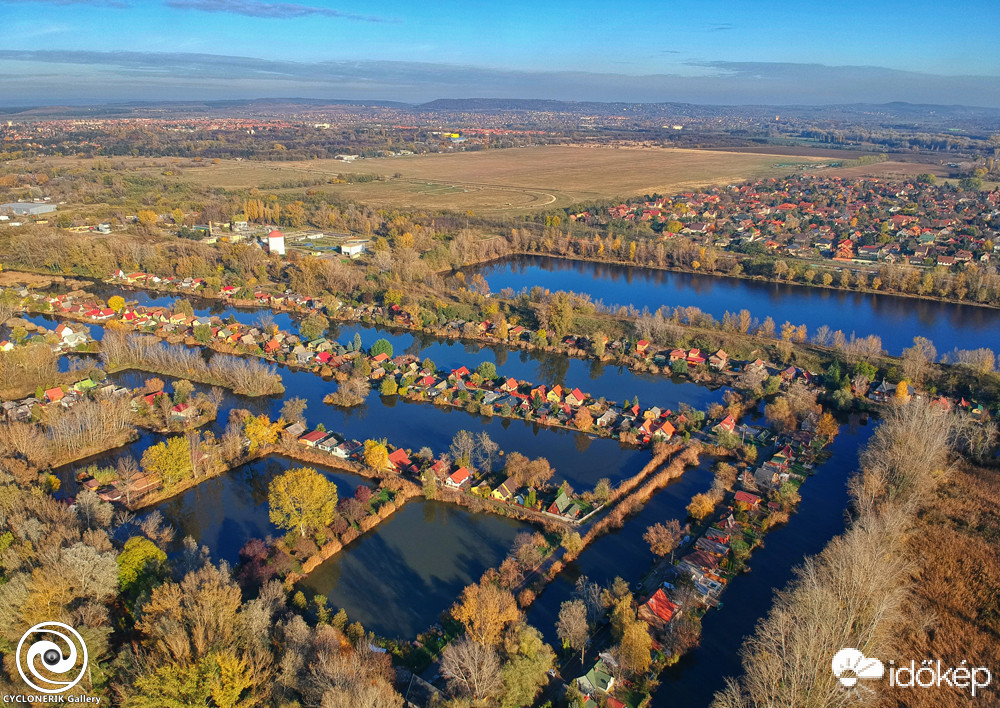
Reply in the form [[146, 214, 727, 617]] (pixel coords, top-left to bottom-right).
[[244, 414, 282, 455], [363, 439, 390, 472], [895, 380, 911, 403], [108, 295, 125, 312], [687, 493, 716, 521], [268, 467, 338, 538], [452, 581, 521, 646], [137, 210, 158, 227]]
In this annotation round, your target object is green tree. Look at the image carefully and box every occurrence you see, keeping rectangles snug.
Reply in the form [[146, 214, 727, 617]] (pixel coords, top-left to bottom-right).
[[380, 378, 398, 396], [476, 361, 497, 380], [499, 624, 555, 708], [299, 312, 329, 342], [548, 292, 575, 337], [117, 536, 167, 592], [268, 467, 338, 537], [370, 338, 393, 358]]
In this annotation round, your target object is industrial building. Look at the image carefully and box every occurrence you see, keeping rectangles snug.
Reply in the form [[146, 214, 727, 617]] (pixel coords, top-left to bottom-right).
[[1, 202, 56, 216]]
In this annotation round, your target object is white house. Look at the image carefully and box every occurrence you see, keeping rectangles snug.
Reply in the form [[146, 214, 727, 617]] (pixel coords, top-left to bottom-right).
[[266, 229, 286, 256]]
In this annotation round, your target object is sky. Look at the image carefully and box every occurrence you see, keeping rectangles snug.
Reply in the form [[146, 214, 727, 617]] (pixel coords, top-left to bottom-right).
[[1, 0, 999, 106]]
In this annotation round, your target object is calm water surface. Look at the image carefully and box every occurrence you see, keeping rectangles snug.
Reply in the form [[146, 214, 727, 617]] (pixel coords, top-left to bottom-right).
[[473, 255, 1000, 356]]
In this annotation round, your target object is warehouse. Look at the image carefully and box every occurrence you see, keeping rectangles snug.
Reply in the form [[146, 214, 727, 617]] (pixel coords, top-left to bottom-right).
[[1, 202, 56, 216]]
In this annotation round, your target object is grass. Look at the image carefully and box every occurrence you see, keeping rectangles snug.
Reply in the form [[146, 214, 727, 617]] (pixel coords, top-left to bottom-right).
[[36, 146, 824, 215]]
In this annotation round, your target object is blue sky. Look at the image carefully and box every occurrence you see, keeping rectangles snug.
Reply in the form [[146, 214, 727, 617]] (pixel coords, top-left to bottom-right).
[[1, 0, 999, 105]]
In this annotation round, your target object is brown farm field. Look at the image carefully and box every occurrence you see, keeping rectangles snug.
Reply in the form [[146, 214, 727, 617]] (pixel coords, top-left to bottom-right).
[[99, 145, 823, 213]]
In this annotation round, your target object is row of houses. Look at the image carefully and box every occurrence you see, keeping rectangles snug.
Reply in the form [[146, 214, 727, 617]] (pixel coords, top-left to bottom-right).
[[0, 377, 127, 423]]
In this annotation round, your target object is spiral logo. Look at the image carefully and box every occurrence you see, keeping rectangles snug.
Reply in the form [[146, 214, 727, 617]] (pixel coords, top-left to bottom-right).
[[15, 622, 88, 694]]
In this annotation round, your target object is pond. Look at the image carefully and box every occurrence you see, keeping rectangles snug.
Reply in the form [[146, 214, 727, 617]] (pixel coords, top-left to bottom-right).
[[472, 255, 1000, 356]]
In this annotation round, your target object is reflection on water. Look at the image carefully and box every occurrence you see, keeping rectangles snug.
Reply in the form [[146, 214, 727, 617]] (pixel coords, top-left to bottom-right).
[[474, 255, 1000, 356]]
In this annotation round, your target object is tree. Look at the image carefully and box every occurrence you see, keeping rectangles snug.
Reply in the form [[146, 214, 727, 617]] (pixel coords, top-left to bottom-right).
[[476, 431, 500, 473], [450, 430, 477, 468], [117, 536, 167, 592], [280, 397, 307, 425], [556, 599, 589, 665], [573, 407, 594, 431], [476, 361, 497, 380], [687, 493, 715, 521], [137, 210, 158, 227], [617, 620, 653, 675], [268, 467, 338, 537], [561, 531, 584, 556], [440, 636, 503, 699], [644, 519, 683, 561], [244, 414, 281, 454], [499, 624, 555, 708], [363, 439, 390, 472], [453, 581, 521, 646], [299, 312, 328, 342], [901, 336, 937, 384], [108, 295, 126, 312], [141, 436, 192, 488], [776, 481, 801, 511], [816, 412, 839, 440], [379, 378, 398, 396], [172, 379, 194, 404], [370, 338, 393, 358], [895, 380, 911, 403]]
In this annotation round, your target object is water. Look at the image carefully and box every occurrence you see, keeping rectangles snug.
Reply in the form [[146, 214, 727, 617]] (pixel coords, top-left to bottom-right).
[[654, 419, 871, 707], [298, 500, 528, 638], [525, 460, 716, 647], [149, 455, 365, 565], [472, 255, 1000, 356]]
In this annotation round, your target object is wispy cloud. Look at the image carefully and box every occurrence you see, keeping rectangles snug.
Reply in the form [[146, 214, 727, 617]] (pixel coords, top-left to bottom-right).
[[165, 0, 391, 22], [1, 50, 999, 107], [706, 23, 733, 31], [3, 0, 129, 6]]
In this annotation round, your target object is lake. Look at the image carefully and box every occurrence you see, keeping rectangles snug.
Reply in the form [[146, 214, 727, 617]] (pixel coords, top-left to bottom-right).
[[472, 255, 1000, 356]]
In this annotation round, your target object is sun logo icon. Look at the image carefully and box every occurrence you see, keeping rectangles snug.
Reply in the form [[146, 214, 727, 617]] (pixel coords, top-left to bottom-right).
[[832, 648, 885, 696]]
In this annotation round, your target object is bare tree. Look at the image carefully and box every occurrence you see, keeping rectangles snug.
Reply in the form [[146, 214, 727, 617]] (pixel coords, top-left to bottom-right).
[[440, 636, 503, 700], [557, 599, 590, 665]]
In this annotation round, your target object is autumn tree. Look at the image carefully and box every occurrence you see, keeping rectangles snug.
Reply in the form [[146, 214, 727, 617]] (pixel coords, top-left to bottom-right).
[[244, 414, 281, 454], [452, 581, 521, 646], [816, 411, 839, 440], [574, 407, 594, 431], [141, 436, 192, 489], [687, 493, 715, 521], [644, 519, 683, 561], [268, 467, 338, 537], [108, 295, 126, 312], [363, 438, 390, 472], [279, 397, 307, 425], [556, 599, 589, 665]]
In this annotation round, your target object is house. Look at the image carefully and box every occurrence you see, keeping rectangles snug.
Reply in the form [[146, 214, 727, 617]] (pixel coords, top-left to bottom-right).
[[636, 339, 650, 355], [639, 588, 678, 629], [565, 387, 587, 407], [714, 415, 736, 434], [596, 409, 618, 428], [708, 349, 729, 370], [491, 477, 517, 502], [282, 422, 307, 440], [266, 229, 286, 256], [547, 491, 580, 518], [316, 434, 340, 452], [387, 448, 414, 472], [733, 490, 761, 508], [44, 387, 64, 404], [170, 403, 195, 420], [446, 466, 471, 488], [299, 430, 328, 447], [577, 660, 615, 695]]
